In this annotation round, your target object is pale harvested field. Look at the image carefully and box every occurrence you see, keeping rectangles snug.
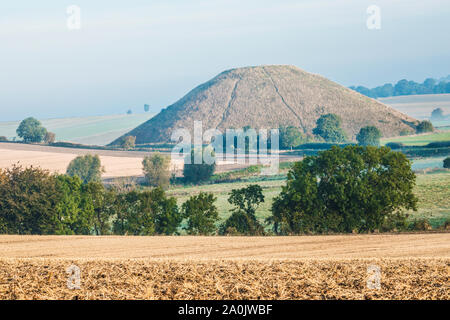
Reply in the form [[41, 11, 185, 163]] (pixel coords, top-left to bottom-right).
[[0, 146, 144, 178], [0, 234, 448, 300], [0, 233, 449, 260], [379, 93, 450, 120], [0, 142, 299, 178], [0, 143, 184, 178]]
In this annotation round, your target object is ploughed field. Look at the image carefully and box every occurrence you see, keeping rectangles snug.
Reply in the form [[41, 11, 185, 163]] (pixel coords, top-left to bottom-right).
[[0, 233, 448, 299]]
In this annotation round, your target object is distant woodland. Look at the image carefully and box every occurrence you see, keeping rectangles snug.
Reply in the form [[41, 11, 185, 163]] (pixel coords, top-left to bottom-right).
[[349, 76, 450, 98]]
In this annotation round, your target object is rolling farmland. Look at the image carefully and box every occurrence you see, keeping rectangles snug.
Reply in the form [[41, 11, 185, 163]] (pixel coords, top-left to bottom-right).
[[0, 113, 154, 146], [379, 94, 450, 122]]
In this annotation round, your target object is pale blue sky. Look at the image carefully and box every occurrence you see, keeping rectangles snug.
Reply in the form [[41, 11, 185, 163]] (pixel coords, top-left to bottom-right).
[[1, 0, 449, 121]]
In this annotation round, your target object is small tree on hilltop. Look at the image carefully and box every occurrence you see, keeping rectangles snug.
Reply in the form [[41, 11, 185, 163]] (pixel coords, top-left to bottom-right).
[[144, 104, 150, 112], [312, 113, 347, 143], [219, 184, 265, 235], [356, 126, 382, 146], [182, 192, 219, 235], [416, 120, 434, 134], [16, 117, 47, 143], [66, 154, 104, 184], [142, 152, 171, 188]]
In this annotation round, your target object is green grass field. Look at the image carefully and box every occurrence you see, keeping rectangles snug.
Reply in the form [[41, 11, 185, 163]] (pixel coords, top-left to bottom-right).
[[381, 130, 450, 146], [0, 113, 154, 146], [168, 171, 450, 229]]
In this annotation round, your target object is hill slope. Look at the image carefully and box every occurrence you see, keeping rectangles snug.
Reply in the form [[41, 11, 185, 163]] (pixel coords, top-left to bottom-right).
[[112, 65, 417, 144]]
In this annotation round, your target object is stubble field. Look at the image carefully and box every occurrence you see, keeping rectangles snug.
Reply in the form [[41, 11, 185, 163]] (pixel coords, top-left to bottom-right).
[[0, 233, 448, 300]]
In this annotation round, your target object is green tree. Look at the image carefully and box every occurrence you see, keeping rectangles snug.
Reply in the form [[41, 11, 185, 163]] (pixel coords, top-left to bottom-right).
[[356, 126, 382, 146], [431, 108, 445, 120], [81, 182, 115, 235], [183, 148, 216, 184], [112, 188, 180, 235], [444, 157, 450, 169], [54, 175, 93, 235], [269, 146, 417, 234], [0, 165, 61, 234], [144, 104, 150, 112], [66, 154, 104, 184], [182, 192, 219, 235], [416, 120, 434, 134], [148, 188, 182, 235], [142, 152, 171, 188], [16, 117, 47, 143], [44, 131, 56, 144], [120, 135, 136, 150], [279, 126, 305, 150], [312, 114, 347, 143], [0, 136, 8, 142], [220, 185, 265, 235]]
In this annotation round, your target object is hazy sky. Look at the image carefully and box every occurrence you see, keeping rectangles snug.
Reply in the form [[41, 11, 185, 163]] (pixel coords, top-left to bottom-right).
[[1, 0, 449, 121]]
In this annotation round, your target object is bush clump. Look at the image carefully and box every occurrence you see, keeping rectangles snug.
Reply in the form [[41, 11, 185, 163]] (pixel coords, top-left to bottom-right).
[[385, 142, 404, 149]]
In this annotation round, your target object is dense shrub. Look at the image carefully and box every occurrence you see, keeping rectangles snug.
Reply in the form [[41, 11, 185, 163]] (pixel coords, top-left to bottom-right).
[[426, 141, 450, 148], [66, 154, 104, 183], [120, 136, 136, 149], [279, 126, 306, 150], [0, 165, 61, 234], [113, 188, 181, 235], [0, 165, 183, 236], [220, 185, 265, 235], [269, 146, 418, 234], [183, 148, 216, 184], [399, 129, 414, 136], [416, 120, 434, 134], [444, 157, 450, 169], [312, 114, 347, 143], [182, 192, 219, 235], [356, 126, 382, 146], [408, 219, 432, 231], [44, 132, 56, 144], [385, 142, 404, 149], [294, 142, 354, 150], [0, 136, 8, 142], [142, 153, 171, 188]]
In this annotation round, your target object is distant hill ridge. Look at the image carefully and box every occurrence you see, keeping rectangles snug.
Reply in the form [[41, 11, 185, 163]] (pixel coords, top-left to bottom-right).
[[112, 65, 418, 144]]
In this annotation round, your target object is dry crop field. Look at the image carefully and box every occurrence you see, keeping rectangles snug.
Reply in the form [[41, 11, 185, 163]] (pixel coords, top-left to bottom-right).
[[0, 142, 299, 178], [0, 233, 448, 300]]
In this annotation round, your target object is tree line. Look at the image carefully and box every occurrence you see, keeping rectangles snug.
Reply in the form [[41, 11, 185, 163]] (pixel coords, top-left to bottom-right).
[[5, 112, 432, 153], [349, 77, 450, 99], [0, 145, 420, 235]]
